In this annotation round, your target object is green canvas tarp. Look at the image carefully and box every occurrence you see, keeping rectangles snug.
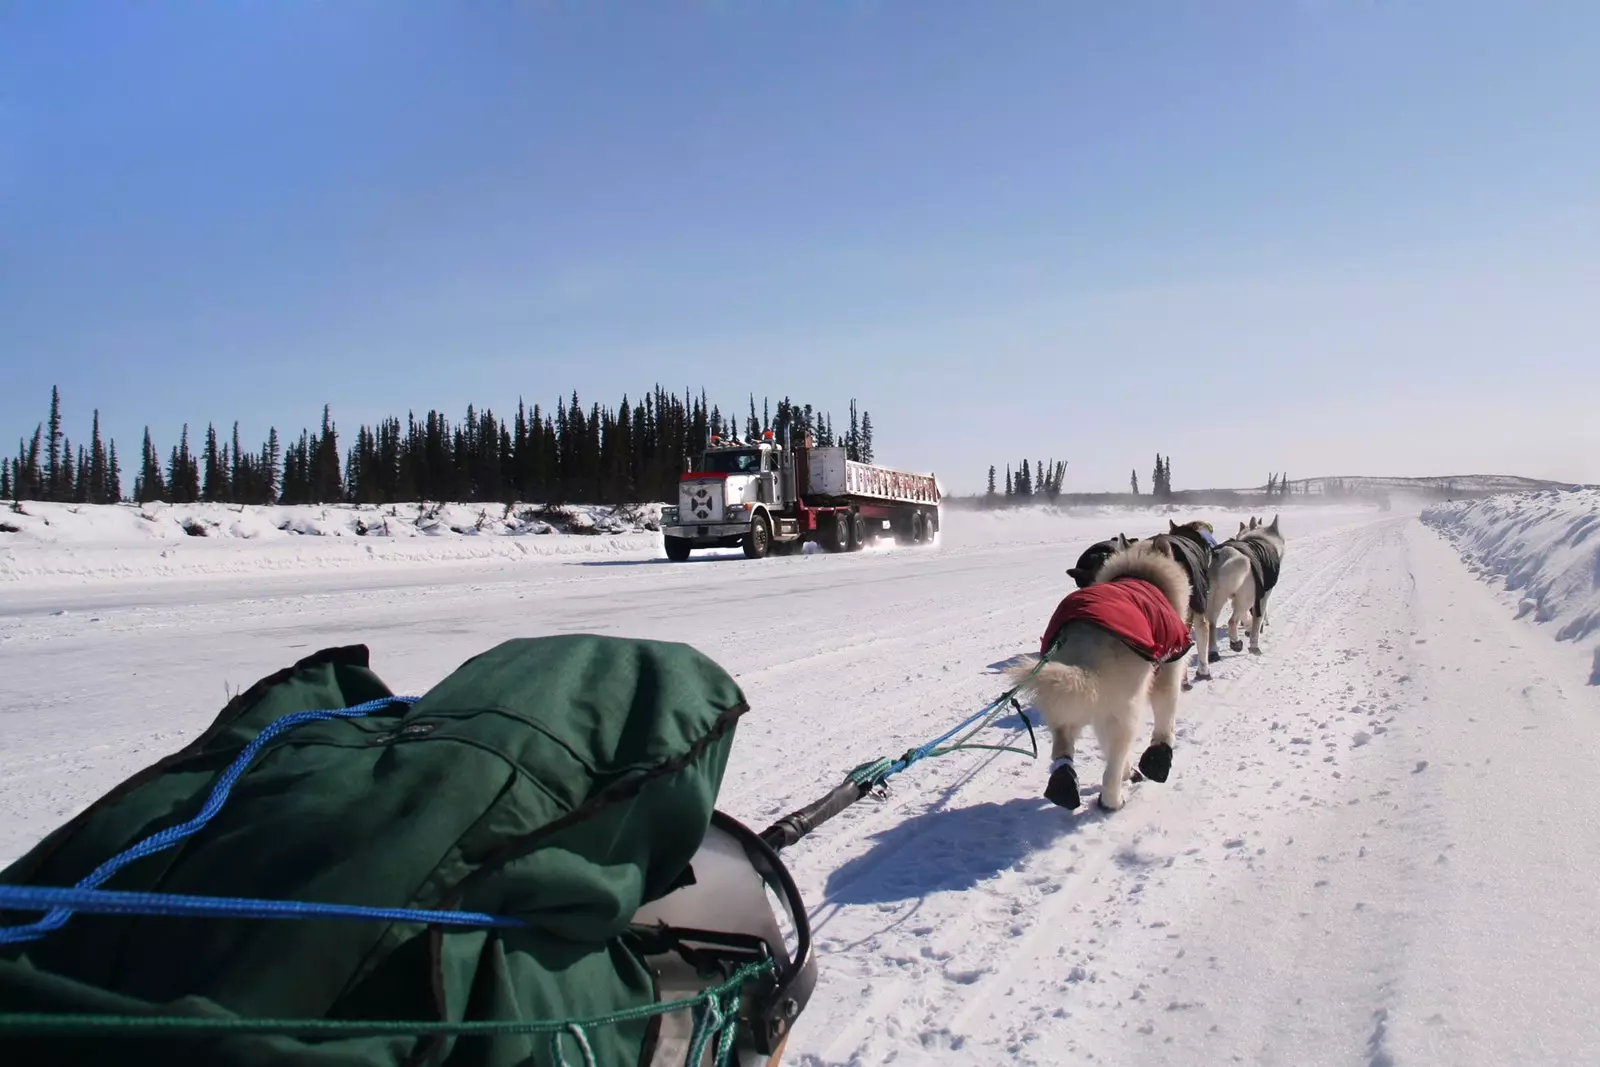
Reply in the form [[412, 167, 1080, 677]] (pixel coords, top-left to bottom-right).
[[0, 634, 752, 1066]]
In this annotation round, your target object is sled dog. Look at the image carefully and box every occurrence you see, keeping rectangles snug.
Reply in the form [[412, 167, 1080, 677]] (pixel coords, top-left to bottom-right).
[[1144, 520, 1216, 690], [1195, 514, 1285, 679], [1067, 534, 1135, 589], [1011, 540, 1192, 812]]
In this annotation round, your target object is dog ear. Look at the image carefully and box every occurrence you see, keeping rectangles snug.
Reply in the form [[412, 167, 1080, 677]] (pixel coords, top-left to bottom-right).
[[1169, 519, 1179, 532], [1067, 566, 1084, 581], [1268, 514, 1280, 533]]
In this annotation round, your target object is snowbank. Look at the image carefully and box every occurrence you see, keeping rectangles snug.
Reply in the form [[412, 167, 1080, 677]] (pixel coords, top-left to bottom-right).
[[1423, 488, 1600, 683], [0, 500, 663, 586]]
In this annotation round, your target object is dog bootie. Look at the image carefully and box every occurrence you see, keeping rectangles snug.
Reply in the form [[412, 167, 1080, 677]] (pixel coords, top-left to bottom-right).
[[1208, 650, 1222, 664], [1230, 639, 1245, 653], [1044, 758, 1081, 810], [1138, 742, 1173, 783]]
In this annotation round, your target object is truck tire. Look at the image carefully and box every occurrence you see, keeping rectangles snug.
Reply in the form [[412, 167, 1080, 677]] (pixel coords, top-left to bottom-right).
[[849, 511, 868, 551], [910, 511, 925, 544], [664, 536, 692, 562], [743, 513, 772, 559], [824, 511, 849, 552]]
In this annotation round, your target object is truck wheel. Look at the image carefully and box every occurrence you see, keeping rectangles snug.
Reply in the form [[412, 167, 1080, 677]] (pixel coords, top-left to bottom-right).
[[849, 512, 868, 551], [910, 511, 925, 544], [743, 513, 772, 559], [664, 536, 692, 562], [824, 511, 850, 552]]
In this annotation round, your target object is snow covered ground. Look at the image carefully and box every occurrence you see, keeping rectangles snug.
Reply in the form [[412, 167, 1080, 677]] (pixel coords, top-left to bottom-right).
[[5, 496, 1600, 1064], [0, 499, 665, 585], [1423, 488, 1600, 685]]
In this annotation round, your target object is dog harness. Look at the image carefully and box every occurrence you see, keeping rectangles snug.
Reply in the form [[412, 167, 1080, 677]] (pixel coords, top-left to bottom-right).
[[1159, 529, 1212, 616], [1040, 576, 1195, 664], [1224, 536, 1282, 615]]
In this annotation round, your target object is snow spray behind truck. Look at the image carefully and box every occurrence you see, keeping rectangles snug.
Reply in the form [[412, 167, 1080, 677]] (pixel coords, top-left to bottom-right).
[[660, 430, 941, 560]]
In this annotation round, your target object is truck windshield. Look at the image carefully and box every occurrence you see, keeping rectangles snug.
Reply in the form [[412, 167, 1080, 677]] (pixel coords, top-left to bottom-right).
[[702, 449, 763, 474]]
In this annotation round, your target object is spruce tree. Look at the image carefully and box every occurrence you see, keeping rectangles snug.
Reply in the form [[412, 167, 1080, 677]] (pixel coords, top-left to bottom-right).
[[859, 410, 873, 463], [1, 465, 10, 501], [202, 424, 222, 502], [1131, 469, 1139, 495], [987, 465, 997, 497], [60, 435, 74, 501], [1005, 465, 1013, 497], [46, 386, 63, 500], [107, 440, 122, 501], [265, 427, 281, 503], [231, 422, 243, 501], [136, 428, 164, 503]]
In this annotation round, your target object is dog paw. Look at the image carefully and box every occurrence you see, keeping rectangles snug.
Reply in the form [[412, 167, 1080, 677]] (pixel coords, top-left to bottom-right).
[[1096, 792, 1124, 812], [1208, 651, 1222, 664], [1249, 646, 1263, 656], [1138, 742, 1173, 783], [1230, 639, 1245, 653], [1044, 764, 1081, 810], [1181, 681, 1193, 692]]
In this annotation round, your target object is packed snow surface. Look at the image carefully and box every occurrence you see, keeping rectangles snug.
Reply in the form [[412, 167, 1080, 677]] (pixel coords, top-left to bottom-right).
[[5, 497, 1600, 1064], [1424, 488, 1600, 685], [0, 500, 663, 585]]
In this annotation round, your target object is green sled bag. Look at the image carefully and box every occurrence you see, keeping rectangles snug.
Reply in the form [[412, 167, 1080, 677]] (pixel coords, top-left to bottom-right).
[[0, 634, 815, 1067]]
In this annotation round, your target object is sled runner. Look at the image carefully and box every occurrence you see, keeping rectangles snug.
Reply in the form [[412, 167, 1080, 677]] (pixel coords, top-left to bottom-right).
[[0, 635, 816, 1067]]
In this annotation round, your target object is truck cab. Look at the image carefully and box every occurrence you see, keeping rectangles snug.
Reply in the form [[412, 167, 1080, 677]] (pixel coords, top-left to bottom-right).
[[662, 434, 794, 561]]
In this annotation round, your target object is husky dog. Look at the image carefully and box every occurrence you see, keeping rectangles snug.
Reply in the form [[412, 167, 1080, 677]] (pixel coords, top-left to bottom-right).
[[1011, 540, 1193, 812], [1143, 520, 1216, 691], [1195, 515, 1285, 679], [1067, 534, 1135, 589]]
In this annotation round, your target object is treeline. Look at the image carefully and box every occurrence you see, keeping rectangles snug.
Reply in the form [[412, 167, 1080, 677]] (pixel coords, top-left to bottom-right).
[[5, 387, 877, 507], [984, 458, 1069, 501]]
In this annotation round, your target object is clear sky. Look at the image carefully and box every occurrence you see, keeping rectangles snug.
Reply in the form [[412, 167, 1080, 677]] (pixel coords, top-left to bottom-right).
[[3, 1, 1597, 493]]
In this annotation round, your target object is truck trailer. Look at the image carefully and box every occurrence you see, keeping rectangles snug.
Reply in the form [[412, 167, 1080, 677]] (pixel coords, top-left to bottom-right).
[[660, 431, 940, 560]]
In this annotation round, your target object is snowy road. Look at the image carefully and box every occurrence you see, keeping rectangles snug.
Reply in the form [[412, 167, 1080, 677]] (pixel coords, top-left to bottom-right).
[[4, 504, 1598, 1064]]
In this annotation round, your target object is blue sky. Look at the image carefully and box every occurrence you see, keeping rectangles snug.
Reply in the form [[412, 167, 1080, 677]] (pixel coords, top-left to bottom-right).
[[2, 1, 1597, 493]]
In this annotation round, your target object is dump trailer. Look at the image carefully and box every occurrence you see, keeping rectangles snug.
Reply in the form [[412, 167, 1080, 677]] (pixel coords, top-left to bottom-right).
[[660, 431, 941, 560]]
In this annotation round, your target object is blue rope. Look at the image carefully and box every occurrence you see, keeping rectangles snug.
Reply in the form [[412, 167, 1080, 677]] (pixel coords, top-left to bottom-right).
[[0, 694, 420, 945], [845, 653, 1049, 790], [0, 884, 527, 930]]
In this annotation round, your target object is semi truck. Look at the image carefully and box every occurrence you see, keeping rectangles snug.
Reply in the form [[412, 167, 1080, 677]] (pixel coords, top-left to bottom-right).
[[660, 430, 941, 561]]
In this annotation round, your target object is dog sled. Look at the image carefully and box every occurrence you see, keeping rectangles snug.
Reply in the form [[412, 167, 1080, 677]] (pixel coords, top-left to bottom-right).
[[0, 635, 816, 1067]]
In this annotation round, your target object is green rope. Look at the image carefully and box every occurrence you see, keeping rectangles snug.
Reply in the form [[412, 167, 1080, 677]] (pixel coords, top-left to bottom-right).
[[0, 959, 775, 1044]]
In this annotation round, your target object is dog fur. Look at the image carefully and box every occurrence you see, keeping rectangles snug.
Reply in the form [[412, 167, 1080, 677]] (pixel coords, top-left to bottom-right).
[[1195, 514, 1285, 679], [1010, 540, 1191, 812]]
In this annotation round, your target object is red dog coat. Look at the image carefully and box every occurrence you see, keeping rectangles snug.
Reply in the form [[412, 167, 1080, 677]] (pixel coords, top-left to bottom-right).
[[1040, 577, 1194, 664]]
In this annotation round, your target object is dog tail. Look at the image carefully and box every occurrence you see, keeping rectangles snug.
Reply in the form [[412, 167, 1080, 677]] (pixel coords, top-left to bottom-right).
[[1008, 657, 1096, 704]]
